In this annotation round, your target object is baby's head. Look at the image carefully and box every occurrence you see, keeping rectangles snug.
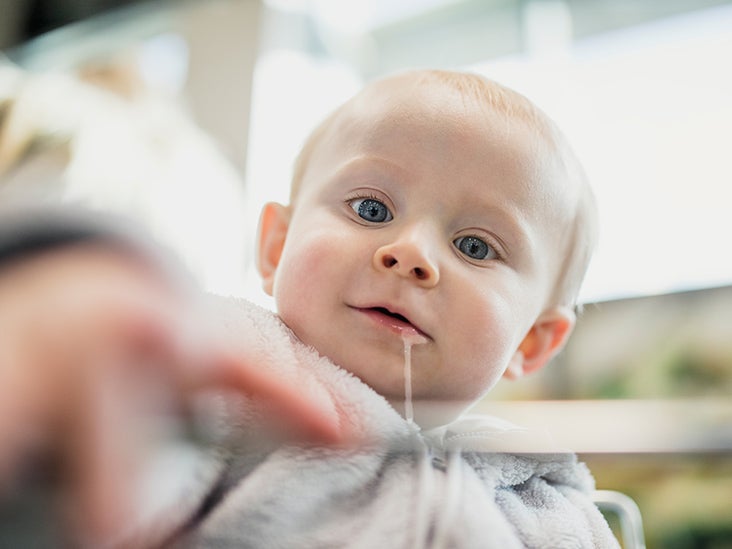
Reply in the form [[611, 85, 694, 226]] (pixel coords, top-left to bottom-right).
[[257, 69, 597, 427]]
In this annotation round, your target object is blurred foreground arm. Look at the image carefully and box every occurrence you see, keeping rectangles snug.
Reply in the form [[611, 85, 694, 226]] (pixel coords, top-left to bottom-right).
[[0, 213, 341, 546]]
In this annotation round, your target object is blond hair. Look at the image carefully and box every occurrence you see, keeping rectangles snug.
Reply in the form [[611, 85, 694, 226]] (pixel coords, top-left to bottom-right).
[[290, 69, 597, 307]]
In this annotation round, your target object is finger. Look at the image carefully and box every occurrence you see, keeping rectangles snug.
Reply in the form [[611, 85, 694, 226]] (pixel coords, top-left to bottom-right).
[[79, 297, 347, 447], [194, 351, 344, 445], [64, 359, 141, 546], [104, 311, 346, 446]]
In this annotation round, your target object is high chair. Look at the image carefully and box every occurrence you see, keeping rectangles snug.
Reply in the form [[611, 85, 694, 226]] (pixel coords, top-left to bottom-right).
[[593, 490, 646, 549]]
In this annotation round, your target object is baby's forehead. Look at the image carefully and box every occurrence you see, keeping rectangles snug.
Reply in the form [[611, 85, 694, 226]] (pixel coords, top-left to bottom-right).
[[326, 76, 561, 174], [295, 72, 577, 213]]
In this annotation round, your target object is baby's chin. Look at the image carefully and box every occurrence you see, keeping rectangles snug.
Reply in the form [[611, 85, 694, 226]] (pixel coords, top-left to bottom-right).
[[386, 396, 475, 430]]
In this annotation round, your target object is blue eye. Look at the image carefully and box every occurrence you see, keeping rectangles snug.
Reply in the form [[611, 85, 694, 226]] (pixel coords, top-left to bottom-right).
[[454, 236, 495, 260], [351, 198, 393, 223]]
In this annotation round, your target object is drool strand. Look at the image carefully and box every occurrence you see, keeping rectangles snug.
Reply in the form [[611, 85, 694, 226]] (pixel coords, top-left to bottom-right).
[[401, 332, 427, 430]]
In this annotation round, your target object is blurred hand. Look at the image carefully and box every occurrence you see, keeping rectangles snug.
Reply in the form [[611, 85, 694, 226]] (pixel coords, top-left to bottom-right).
[[0, 243, 341, 545]]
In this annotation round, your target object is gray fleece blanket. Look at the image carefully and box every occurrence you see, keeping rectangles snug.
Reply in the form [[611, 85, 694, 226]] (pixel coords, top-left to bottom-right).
[[118, 298, 618, 549]]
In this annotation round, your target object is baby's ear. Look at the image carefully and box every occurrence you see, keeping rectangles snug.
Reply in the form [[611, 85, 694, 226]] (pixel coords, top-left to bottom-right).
[[256, 202, 290, 296], [503, 307, 576, 380]]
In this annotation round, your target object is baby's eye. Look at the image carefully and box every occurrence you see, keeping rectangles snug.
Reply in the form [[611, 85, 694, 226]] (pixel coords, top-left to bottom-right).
[[350, 198, 393, 223], [453, 236, 497, 261]]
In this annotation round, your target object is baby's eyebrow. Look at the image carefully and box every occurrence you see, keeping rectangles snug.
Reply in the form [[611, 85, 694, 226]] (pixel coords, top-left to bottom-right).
[[328, 155, 409, 185]]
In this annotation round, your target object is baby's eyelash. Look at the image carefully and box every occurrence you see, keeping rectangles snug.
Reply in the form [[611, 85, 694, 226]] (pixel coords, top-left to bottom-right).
[[345, 192, 383, 204]]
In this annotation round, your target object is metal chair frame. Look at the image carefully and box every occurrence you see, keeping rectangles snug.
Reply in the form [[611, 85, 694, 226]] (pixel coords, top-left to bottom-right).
[[593, 490, 646, 549]]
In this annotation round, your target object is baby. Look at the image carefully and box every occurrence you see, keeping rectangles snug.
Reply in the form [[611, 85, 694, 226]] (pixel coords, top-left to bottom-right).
[[0, 69, 614, 548], [256, 68, 596, 429]]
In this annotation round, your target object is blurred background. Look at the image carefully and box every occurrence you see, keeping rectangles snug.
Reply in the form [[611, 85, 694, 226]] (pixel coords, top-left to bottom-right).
[[1, 0, 730, 546]]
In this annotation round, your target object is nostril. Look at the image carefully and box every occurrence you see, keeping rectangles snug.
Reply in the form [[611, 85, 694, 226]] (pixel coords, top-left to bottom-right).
[[382, 255, 398, 268], [413, 267, 426, 280]]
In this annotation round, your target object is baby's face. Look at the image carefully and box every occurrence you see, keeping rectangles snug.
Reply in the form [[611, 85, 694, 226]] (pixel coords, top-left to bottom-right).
[[262, 78, 574, 426]]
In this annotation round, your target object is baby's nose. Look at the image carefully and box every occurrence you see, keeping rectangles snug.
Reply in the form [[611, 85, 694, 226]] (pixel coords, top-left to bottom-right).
[[373, 238, 439, 287]]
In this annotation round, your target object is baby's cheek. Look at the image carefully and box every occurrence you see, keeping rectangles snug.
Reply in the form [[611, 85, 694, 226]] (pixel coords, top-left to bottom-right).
[[272, 231, 344, 336], [454, 296, 517, 385], [273, 257, 319, 318], [291, 231, 345, 285]]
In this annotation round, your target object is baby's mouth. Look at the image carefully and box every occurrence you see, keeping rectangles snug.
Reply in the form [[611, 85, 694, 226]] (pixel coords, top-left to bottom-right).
[[356, 306, 429, 339], [371, 307, 411, 324]]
